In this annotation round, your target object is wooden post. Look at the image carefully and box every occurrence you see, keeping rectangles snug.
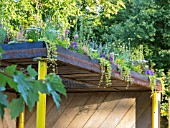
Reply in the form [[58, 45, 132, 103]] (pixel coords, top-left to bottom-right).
[[18, 111, 24, 128], [36, 60, 47, 128], [152, 92, 161, 128]]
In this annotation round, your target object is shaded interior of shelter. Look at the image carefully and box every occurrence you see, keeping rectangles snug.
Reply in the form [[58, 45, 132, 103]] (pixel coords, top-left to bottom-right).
[[2, 58, 159, 92], [24, 92, 152, 128]]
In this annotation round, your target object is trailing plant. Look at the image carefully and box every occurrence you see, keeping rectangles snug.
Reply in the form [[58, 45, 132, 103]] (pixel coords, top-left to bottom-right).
[[115, 58, 133, 87], [149, 75, 156, 94], [0, 27, 6, 44], [144, 69, 157, 93], [98, 57, 112, 87], [123, 66, 133, 89]]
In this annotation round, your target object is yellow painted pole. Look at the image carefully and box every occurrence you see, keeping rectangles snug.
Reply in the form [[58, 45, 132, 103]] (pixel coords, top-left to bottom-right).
[[18, 111, 24, 128], [36, 60, 47, 128], [152, 92, 161, 128]]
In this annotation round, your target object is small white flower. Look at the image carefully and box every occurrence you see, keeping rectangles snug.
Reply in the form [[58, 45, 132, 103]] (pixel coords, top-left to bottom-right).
[[14, 0, 19, 2], [85, 6, 90, 11]]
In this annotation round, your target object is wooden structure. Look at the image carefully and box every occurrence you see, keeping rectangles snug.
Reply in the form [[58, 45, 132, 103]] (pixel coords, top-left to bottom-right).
[[0, 42, 162, 128], [24, 91, 152, 128], [0, 93, 17, 128]]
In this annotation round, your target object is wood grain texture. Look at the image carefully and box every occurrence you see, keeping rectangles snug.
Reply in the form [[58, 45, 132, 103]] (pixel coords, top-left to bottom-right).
[[131, 92, 152, 128], [0, 93, 17, 128], [25, 95, 54, 128], [83, 92, 124, 128], [0, 108, 16, 128], [99, 92, 140, 128], [135, 103, 152, 128], [24, 92, 152, 128], [115, 102, 136, 128], [46, 93, 76, 128], [52, 93, 90, 128], [67, 93, 109, 128]]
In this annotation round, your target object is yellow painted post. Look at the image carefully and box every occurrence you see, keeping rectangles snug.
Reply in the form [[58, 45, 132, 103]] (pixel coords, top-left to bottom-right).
[[18, 111, 24, 128], [152, 92, 161, 128], [36, 60, 47, 128]]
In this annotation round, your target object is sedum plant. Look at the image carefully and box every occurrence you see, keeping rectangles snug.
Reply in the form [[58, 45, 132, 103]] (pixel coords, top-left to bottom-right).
[[0, 27, 6, 44]]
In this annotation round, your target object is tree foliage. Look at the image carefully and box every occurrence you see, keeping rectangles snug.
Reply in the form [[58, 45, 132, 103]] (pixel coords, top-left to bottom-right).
[[0, 0, 125, 120], [0, 1, 169, 126], [79, 0, 170, 72]]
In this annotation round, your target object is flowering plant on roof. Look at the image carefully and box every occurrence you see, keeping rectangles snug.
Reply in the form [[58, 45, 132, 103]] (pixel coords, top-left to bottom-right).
[[69, 41, 78, 50], [145, 70, 155, 76]]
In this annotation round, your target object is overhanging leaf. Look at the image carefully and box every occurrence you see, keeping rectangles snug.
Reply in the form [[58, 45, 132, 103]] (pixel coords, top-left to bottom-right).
[[27, 89, 39, 111], [27, 82, 41, 111], [0, 72, 7, 86], [26, 65, 38, 77], [0, 86, 5, 91], [0, 87, 7, 119], [0, 69, 18, 91], [0, 47, 4, 60], [5, 65, 16, 76], [0, 47, 4, 53], [14, 72, 31, 105], [45, 73, 66, 96], [7, 78, 18, 91], [0, 92, 8, 106], [0, 104, 5, 119], [51, 91, 61, 108], [9, 96, 24, 119]]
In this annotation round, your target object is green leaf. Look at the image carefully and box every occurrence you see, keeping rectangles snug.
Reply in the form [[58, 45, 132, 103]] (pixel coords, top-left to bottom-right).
[[27, 82, 41, 111], [0, 86, 5, 91], [45, 74, 66, 96], [9, 96, 24, 119], [0, 69, 18, 91], [26, 65, 38, 77], [7, 78, 18, 91], [0, 72, 7, 86], [14, 72, 31, 104], [40, 83, 50, 94], [0, 87, 7, 119], [51, 91, 61, 108], [0, 92, 8, 106], [0, 47, 4, 60], [5, 65, 16, 76], [41, 73, 66, 109], [0, 104, 5, 119], [0, 47, 4, 53], [27, 90, 39, 111]]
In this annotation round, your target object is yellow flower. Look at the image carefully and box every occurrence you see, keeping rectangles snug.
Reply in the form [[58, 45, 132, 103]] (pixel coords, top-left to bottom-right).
[[161, 110, 168, 116], [93, 52, 98, 58], [116, 59, 124, 64], [28, 39, 33, 42]]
